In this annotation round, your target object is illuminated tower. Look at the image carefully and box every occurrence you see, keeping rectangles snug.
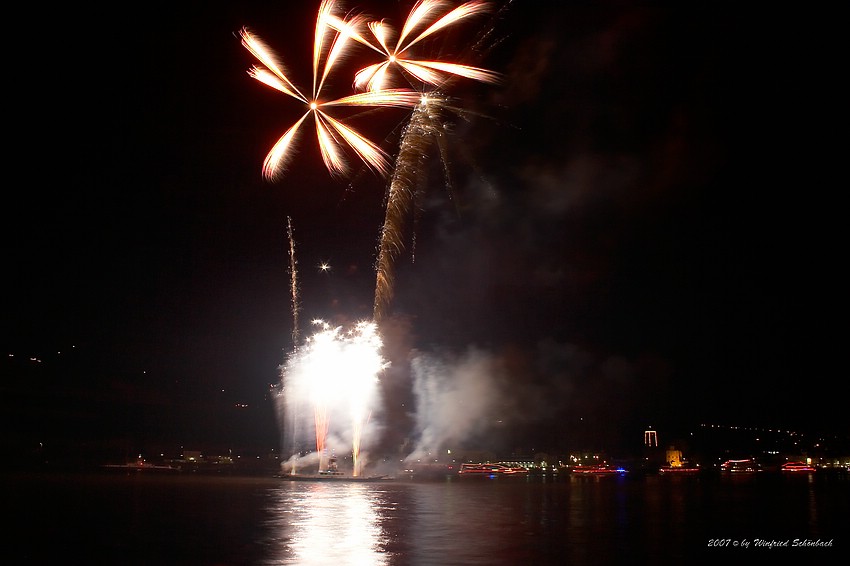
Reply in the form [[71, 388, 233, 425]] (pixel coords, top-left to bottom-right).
[[644, 429, 658, 448]]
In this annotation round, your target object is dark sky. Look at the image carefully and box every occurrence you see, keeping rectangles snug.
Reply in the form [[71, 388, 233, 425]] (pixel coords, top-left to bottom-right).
[[3, 1, 841, 457]]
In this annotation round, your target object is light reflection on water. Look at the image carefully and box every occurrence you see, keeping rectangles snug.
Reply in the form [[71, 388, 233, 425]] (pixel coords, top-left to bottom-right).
[[264, 483, 391, 565], [8, 472, 848, 565], [257, 474, 849, 565], [259, 476, 676, 565]]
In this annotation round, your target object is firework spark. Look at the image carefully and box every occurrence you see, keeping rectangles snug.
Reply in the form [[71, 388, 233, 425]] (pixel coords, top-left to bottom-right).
[[327, 0, 501, 92], [373, 94, 453, 321], [286, 216, 301, 351], [280, 319, 387, 475], [240, 1, 421, 180]]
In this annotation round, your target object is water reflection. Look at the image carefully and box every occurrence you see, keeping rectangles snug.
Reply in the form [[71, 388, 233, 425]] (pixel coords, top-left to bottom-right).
[[807, 473, 819, 535], [256, 474, 849, 565], [264, 483, 390, 565]]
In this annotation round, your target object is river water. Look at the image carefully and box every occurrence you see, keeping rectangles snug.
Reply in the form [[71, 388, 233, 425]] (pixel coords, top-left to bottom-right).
[[7, 470, 847, 564]]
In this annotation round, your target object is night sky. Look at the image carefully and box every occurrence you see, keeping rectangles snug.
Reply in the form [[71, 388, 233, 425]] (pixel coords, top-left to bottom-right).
[[3, 2, 841, 460]]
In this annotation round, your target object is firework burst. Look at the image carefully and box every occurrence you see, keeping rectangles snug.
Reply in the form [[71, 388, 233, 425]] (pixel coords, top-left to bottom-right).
[[241, 2, 502, 473], [328, 0, 501, 92], [280, 319, 387, 475], [240, 1, 421, 180]]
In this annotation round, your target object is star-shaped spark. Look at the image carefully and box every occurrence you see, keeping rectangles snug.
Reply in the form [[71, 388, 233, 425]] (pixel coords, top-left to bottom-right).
[[240, 0, 421, 180], [326, 0, 501, 92]]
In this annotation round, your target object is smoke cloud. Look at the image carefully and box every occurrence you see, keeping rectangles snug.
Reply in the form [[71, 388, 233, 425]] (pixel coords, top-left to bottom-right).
[[406, 347, 504, 461]]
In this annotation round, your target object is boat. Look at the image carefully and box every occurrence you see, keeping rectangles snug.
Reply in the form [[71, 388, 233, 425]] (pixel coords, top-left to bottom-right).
[[276, 472, 393, 482], [720, 459, 763, 473], [659, 466, 700, 475], [569, 464, 627, 475], [318, 469, 345, 477], [102, 459, 180, 473], [458, 463, 528, 475], [781, 462, 816, 472], [276, 455, 393, 481]]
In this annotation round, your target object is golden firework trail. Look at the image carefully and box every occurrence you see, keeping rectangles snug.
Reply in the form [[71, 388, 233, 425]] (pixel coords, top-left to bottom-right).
[[286, 216, 301, 351], [240, 1, 421, 180], [373, 94, 452, 321]]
